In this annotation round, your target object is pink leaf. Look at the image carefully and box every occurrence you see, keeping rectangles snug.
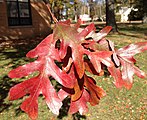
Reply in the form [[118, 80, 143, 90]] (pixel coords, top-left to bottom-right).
[[86, 26, 112, 41], [119, 58, 146, 89], [53, 22, 96, 78], [78, 23, 96, 37], [117, 42, 147, 61], [9, 57, 74, 88], [108, 66, 126, 89], [117, 42, 147, 88], [68, 89, 90, 115], [9, 75, 62, 119], [108, 40, 120, 66], [84, 75, 106, 105], [109, 42, 147, 89], [8, 59, 42, 78], [26, 35, 53, 58], [85, 50, 113, 73]]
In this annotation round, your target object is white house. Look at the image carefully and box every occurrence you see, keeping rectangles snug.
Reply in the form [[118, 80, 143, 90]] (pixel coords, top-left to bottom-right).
[[118, 7, 138, 22], [79, 14, 91, 22]]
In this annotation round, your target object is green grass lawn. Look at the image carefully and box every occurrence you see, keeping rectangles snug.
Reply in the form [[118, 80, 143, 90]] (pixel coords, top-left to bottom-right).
[[0, 23, 147, 120]]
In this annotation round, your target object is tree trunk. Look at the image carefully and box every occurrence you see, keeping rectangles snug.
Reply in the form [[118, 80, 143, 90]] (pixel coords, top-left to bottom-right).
[[143, 0, 147, 23], [74, 0, 78, 22], [88, 0, 95, 21], [106, 0, 118, 32]]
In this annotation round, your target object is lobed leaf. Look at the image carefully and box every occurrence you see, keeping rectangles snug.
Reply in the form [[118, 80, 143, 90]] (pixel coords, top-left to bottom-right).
[[117, 42, 147, 58], [53, 21, 96, 78], [108, 66, 125, 89], [68, 89, 90, 115], [109, 42, 147, 89], [84, 75, 106, 106], [86, 26, 112, 41], [85, 50, 113, 73], [9, 75, 62, 119], [8, 18, 147, 120]]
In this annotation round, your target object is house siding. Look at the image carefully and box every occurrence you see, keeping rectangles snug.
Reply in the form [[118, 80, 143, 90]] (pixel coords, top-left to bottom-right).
[[0, 0, 52, 40]]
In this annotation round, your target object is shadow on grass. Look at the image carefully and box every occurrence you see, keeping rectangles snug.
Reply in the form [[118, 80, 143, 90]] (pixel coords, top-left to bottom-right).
[[0, 37, 45, 116], [118, 24, 147, 32], [117, 24, 147, 39], [0, 75, 20, 113], [0, 37, 44, 68], [118, 32, 147, 39]]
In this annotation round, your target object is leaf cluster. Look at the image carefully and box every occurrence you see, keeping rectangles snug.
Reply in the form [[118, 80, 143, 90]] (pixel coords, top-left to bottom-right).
[[8, 19, 147, 119]]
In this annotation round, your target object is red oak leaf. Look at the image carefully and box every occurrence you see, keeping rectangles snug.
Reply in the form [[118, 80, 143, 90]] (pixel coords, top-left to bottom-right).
[[68, 89, 90, 115], [58, 88, 90, 115], [85, 50, 113, 73], [84, 75, 106, 106], [58, 72, 105, 115], [86, 26, 112, 41], [8, 56, 74, 88], [53, 22, 95, 78], [8, 34, 74, 119], [9, 75, 62, 119], [116, 42, 147, 89], [109, 42, 147, 89], [119, 57, 145, 89], [108, 66, 126, 88]]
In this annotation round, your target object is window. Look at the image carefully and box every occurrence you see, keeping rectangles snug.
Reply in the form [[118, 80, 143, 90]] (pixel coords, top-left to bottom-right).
[[7, 0, 32, 26]]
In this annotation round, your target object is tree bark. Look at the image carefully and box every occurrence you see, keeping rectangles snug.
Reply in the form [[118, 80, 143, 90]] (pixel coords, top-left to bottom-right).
[[106, 0, 118, 32], [88, 0, 95, 20], [143, 0, 147, 23]]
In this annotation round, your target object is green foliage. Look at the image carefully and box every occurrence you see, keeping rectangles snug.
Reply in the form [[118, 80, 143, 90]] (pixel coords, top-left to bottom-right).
[[48, 0, 82, 20], [128, 0, 144, 21]]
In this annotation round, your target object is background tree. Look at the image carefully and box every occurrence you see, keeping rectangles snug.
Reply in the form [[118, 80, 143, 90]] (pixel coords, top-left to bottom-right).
[[128, 0, 143, 21], [48, 0, 65, 20], [106, 0, 118, 32], [72, 0, 82, 21], [88, 0, 95, 20], [128, 0, 147, 22], [143, 0, 147, 23], [67, 0, 82, 21], [96, 0, 106, 19], [48, 0, 82, 21]]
